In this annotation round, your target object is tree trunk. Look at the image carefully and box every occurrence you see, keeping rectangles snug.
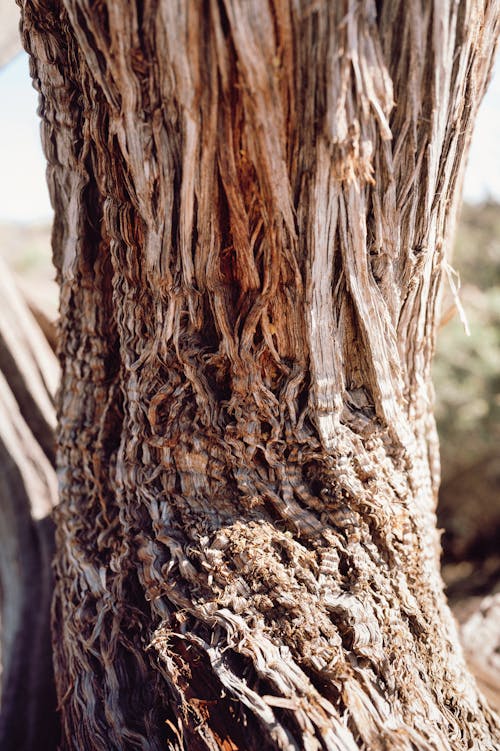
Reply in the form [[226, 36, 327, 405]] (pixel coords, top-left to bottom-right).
[[20, 1, 500, 749]]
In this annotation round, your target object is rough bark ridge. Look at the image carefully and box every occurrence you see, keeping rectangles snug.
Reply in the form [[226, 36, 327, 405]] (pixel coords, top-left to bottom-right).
[[20, 1, 500, 749]]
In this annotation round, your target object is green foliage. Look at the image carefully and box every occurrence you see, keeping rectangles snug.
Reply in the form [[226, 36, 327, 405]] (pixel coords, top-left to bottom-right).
[[435, 202, 500, 480]]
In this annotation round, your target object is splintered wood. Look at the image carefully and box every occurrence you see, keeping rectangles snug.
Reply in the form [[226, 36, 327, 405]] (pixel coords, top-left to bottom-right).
[[19, 1, 500, 749]]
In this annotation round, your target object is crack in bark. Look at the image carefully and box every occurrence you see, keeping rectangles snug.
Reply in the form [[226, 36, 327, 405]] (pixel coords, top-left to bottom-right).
[[18, 0, 500, 748]]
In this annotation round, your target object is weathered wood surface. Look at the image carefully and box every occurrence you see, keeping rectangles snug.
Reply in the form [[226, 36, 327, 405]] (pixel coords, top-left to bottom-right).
[[0, 1, 22, 69], [19, 1, 500, 749], [0, 258, 59, 749], [0, 256, 58, 463]]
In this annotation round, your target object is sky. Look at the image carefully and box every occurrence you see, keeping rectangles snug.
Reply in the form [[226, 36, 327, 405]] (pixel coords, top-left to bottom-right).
[[0, 50, 499, 224]]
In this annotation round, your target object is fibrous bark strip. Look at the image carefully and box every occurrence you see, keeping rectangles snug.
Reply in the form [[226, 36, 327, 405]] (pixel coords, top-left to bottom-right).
[[19, 1, 500, 749]]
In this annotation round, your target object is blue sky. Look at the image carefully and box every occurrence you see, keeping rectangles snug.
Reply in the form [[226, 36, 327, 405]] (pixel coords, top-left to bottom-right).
[[0, 53, 52, 222], [0, 50, 499, 223]]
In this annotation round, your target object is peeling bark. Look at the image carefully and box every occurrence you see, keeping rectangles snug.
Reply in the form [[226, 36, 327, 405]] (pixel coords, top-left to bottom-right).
[[19, 1, 500, 749]]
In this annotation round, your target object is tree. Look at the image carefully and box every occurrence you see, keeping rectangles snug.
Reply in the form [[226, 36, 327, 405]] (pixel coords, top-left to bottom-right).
[[14, 0, 500, 748]]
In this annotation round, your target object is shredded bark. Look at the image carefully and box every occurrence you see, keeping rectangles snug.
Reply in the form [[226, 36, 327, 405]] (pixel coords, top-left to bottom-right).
[[19, 1, 500, 749]]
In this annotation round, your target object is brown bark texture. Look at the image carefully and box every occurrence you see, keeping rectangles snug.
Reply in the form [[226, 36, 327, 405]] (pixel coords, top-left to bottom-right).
[[19, 1, 500, 749]]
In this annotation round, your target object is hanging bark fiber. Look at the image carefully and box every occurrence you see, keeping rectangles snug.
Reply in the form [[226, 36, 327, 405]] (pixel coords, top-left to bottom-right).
[[19, 1, 500, 749]]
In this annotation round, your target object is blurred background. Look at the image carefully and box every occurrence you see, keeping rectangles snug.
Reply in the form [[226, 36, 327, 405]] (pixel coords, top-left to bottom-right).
[[0, 13, 499, 710]]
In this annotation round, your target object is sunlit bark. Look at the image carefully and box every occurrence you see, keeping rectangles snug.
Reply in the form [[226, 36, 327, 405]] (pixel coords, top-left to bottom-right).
[[20, 1, 500, 749]]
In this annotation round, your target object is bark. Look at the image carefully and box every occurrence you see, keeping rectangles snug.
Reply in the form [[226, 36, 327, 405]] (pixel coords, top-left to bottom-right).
[[0, 258, 59, 749], [19, 1, 500, 749]]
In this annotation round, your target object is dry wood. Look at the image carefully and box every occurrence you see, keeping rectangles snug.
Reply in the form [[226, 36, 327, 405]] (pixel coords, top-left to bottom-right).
[[0, 255, 58, 463], [18, 1, 500, 749], [0, 260, 59, 749], [17, 276, 59, 353]]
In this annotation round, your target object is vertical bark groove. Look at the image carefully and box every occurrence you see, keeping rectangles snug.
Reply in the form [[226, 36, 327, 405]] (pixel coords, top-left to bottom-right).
[[19, 1, 500, 749]]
